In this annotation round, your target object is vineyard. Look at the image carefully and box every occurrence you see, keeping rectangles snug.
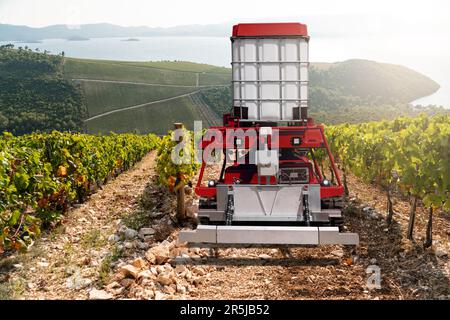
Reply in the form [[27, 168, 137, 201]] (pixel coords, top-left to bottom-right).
[[0, 132, 159, 252], [1, 115, 448, 254], [326, 115, 450, 246], [64, 58, 231, 135], [156, 128, 200, 189], [0, 115, 448, 300]]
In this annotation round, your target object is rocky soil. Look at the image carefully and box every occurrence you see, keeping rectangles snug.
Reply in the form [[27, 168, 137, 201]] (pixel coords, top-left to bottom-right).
[[0, 153, 448, 300]]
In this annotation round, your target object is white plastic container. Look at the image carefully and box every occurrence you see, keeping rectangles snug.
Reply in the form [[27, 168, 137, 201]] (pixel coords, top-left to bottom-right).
[[232, 37, 309, 121]]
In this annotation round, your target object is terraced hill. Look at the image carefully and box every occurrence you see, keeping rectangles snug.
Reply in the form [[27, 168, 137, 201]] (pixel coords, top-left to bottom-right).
[[64, 58, 230, 134]]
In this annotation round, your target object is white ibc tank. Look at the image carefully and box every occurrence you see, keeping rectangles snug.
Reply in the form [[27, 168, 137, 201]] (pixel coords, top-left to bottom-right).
[[232, 35, 309, 121]]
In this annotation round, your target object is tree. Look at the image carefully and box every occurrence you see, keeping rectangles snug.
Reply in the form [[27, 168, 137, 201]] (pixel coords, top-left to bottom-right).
[[0, 112, 9, 129]]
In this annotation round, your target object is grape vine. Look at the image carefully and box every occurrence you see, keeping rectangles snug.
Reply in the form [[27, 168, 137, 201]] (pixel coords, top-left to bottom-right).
[[156, 128, 200, 191], [326, 114, 450, 245], [0, 132, 159, 252]]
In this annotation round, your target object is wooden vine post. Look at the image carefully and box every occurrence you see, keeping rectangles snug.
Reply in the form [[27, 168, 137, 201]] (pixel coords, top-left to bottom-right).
[[174, 122, 186, 221]]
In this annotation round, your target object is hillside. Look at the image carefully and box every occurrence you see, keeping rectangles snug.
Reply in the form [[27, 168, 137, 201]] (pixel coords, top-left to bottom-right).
[[0, 45, 87, 135], [309, 59, 440, 106], [64, 58, 230, 85], [69, 57, 442, 134], [0, 47, 227, 135], [85, 96, 205, 134], [1, 48, 444, 135], [64, 58, 229, 134]]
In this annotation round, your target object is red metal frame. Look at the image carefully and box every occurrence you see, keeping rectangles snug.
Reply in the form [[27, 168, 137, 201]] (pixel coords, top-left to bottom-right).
[[195, 120, 343, 200], [195, 22, 341, 201]]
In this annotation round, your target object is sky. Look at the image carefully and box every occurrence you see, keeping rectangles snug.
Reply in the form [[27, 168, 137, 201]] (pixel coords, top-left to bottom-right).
[[0, 0, 449, 32]]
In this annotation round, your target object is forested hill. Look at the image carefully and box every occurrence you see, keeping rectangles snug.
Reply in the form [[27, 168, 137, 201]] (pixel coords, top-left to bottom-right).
[[202, 59, 443, 124], [0, 45, 87, 135], [309, 59, 440, 107]]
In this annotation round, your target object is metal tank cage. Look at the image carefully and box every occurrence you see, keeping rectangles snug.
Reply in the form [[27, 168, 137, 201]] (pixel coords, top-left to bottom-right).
[[231, 36, 310, 122]]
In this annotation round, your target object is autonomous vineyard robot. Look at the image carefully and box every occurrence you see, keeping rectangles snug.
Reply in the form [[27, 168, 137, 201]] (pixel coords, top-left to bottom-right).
[[179, 23, 359, 246]]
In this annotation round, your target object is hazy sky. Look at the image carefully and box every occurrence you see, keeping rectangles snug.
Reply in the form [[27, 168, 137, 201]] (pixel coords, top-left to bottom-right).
[[1, 0, 449, 31]]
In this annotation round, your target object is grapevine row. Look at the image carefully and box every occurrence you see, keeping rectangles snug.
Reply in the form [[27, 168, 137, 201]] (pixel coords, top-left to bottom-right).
[[326, 114, 450, 245], [155, 127, 200, 191], [0, 131, 159, 251], [155, 115, 449, 245]]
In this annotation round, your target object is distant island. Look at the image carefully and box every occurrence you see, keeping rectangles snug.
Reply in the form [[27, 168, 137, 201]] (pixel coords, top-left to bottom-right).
[[66, 36, 90, 41], [122, 38, 140, 42]]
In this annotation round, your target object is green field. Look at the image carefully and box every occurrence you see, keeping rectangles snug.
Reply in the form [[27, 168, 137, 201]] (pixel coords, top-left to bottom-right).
[[64, 58, 231, 86], [62, 57, 442, 135], [86, 95, 203, 134], [79, 81, 196, 117], [119, 60, 230, 73], [64, 58, 231, 134]]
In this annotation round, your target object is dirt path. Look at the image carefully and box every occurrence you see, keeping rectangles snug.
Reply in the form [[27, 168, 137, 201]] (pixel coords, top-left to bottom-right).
[[73, 78, 228, 88], [0, 153, 157, 300], [189, 173, 449, 300]]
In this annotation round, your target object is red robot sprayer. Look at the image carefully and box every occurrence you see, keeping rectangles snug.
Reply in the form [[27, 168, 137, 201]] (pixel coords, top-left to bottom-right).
[[179, 23, 359, 246]]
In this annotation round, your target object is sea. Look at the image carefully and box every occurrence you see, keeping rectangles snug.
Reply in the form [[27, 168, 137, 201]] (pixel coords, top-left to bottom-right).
[[2, 35, 449, 108]]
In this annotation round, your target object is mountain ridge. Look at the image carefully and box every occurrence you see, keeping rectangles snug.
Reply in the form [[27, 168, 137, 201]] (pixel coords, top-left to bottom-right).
[[0, 23, 230, 41]]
